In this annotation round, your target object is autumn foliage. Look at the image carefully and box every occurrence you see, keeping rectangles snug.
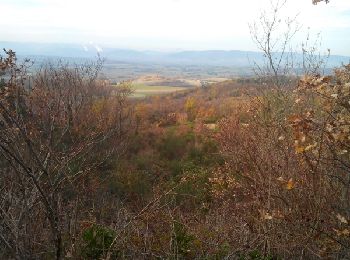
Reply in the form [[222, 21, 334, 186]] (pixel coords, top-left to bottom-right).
[[1, 43, 350, 259]]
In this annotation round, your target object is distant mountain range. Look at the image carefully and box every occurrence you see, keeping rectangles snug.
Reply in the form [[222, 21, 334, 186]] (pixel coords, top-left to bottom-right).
[[1, 41, 349, 68]]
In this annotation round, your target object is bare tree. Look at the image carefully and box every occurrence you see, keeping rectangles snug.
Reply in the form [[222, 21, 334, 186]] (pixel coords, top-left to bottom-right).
[[0, 49, 132, 259], [249, 0, 301, 88]]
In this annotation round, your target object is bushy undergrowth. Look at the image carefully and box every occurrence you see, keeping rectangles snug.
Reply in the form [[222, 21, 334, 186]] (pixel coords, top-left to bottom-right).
[[1, 49, 349, 259]]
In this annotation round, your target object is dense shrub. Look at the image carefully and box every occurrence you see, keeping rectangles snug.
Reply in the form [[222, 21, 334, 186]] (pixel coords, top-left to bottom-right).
[[81, 224, 117, 259]]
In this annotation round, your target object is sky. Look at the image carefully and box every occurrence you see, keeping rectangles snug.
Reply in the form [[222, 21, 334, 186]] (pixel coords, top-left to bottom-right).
[[0, 0, 350, 55]]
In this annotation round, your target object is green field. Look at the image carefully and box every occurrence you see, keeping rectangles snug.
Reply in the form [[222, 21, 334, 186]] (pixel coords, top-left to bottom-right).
[[131, 83, 191, 98]]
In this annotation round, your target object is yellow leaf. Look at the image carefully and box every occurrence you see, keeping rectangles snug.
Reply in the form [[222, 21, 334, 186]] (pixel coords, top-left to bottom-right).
[[277, 176, 284, 182], [286, 178, 295, 190], [295, 146, 305, 154], [278, 136, 285, 141], [337, 214, 348, 224], [305, 143, 317, 151], [264, 213, 273, 220], [334, 228, 350, 237]]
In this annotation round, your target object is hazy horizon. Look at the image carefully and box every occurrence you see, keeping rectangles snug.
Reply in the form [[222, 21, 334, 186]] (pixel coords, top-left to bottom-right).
[[1, 0, 350, 56]]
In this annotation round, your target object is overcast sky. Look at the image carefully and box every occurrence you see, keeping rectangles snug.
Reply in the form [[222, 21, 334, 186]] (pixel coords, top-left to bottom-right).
[[1, 0, 349, 55]]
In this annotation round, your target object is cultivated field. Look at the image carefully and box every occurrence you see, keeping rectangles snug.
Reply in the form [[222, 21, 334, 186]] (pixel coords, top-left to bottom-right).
[[131, 83, 191, 98], [123, 75, 199, 98]]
